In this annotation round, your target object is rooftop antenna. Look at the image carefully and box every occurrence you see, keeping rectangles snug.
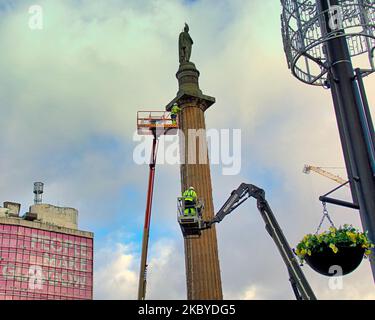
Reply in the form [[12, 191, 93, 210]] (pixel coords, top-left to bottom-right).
[[33, 182, 44, 204]]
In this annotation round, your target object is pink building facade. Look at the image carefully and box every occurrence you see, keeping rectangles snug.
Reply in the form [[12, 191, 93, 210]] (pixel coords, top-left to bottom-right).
[[0, 219, 93, 300]]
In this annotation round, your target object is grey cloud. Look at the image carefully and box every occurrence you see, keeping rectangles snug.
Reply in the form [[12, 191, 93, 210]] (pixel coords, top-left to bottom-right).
[[0, 0, 374, 300]]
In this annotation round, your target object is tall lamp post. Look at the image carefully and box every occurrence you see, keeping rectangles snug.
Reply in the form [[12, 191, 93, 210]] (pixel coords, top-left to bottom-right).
[[280, 0, 375, 280]]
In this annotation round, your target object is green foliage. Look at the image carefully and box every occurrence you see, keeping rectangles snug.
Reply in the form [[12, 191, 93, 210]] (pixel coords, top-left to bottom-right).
[[295, 224, 374, 263]]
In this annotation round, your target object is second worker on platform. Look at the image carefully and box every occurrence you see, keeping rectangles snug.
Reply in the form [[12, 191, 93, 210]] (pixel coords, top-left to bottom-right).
[[171, 103, 181, 125]]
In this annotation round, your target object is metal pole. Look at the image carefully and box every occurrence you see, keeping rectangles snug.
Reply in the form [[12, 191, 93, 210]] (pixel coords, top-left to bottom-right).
[[137, 132, 159, 300], [319, 196, 360, 210], [329, 74, 359, 204], [355, 68, 375, 175], [317, 0, 375, 280]]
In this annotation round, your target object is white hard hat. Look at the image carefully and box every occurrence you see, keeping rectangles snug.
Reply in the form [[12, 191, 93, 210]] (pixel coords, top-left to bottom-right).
[[189, 186, 195, 190]]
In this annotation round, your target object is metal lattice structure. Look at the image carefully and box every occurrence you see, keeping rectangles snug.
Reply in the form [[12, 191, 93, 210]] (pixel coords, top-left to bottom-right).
[[281, 0, 375, 86], [281, 0, 375, 281]]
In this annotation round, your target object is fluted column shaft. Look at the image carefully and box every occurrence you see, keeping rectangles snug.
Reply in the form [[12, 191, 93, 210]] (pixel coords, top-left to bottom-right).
[[179, 102, 223, 300]]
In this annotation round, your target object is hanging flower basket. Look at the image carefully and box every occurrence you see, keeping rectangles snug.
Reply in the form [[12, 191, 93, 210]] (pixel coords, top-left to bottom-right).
[[295, 225, 374, 277], [304, 244, 365, 276]]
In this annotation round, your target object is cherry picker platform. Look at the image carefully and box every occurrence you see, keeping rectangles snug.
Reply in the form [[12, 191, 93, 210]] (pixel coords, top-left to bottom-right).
[[177, 197, 205, 237], [177, 182, 317, 300], [137, 110, 179, 301], [137, 111, 179, 136]]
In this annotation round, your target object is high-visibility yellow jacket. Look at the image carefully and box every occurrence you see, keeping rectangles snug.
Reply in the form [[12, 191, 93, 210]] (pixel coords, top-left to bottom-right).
[[171, 105, 181, 115], [182, 189, 197, 201]]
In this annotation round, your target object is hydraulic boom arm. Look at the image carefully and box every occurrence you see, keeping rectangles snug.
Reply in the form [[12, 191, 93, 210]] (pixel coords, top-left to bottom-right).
[[203, 183, 317, 300]]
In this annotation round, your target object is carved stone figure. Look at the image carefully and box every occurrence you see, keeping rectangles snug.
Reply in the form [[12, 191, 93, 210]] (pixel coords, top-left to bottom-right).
[[179, 23, 193, 63]]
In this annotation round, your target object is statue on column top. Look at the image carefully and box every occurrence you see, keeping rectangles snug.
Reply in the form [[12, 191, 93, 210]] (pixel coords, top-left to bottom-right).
[[179, 23, 193, 64]]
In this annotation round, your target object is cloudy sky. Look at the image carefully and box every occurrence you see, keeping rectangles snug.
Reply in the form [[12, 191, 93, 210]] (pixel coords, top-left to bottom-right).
[[0, 0, 374, 299]]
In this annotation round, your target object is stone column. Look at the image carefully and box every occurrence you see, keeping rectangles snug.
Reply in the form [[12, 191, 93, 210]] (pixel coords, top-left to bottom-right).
[[167, 62, 223, 300]]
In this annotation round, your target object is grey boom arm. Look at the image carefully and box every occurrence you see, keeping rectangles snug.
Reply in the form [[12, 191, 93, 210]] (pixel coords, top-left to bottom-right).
[[203, 183, 317, 300]]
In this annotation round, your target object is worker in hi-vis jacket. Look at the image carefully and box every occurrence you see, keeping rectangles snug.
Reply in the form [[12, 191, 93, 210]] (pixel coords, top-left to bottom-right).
[[170, 103, 181, 125], [182, 186, 197, 216]]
